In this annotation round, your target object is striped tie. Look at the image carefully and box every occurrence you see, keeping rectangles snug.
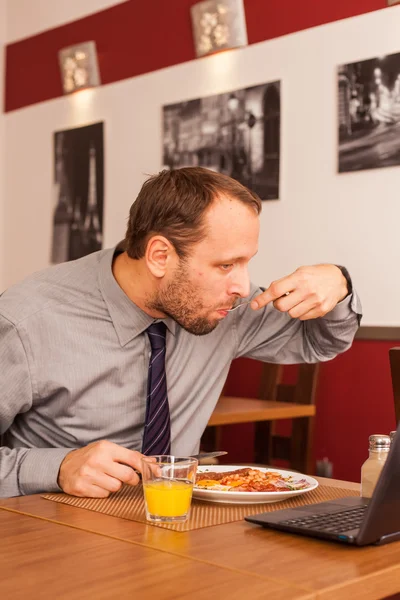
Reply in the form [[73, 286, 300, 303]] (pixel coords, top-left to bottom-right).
[[141, 321, 171, 456]]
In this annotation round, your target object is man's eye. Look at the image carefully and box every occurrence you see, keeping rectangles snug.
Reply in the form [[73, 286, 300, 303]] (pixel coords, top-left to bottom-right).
[[220, 264, 233, 271]]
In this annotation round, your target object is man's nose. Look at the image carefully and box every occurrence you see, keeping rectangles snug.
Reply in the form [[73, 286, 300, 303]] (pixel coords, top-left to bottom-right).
[[229, 267, 251, 298]]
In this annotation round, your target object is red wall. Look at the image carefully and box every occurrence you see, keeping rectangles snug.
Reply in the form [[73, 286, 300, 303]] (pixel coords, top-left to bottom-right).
[[4, 0, 397, 481], [5, 0, 387, 112]]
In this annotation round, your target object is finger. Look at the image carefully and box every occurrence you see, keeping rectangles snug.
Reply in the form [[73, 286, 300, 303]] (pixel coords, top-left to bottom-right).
[[71, 482, 111, 498], [272, 290, 304, 313], [289, 295, 335, 320], [90, 472, 124, 494], [111, 446, 147, 471], [106, 462, 141, 486], [288, 298, 318, 320], [252, 277, 297, 309], [141, 458, 163, 479], [86, 484, 112, 498], [298, 309, 320, 321]]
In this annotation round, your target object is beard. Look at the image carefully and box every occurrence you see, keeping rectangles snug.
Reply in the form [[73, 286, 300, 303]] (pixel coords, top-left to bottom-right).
[[146, 264, 221, 336]]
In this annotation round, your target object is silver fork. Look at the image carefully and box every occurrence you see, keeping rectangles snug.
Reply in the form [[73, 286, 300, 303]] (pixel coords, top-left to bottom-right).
[[228, 291, 291, 312], [227, 300, 253, 312]]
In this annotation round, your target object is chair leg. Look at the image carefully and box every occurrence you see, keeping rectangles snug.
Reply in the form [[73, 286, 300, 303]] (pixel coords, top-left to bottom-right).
[[290, 417, 314, 474], [254, 421, 272, 464], [200, 425, 222, 452]]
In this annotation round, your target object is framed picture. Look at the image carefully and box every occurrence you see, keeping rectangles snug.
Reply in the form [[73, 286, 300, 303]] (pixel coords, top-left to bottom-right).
[[338, 53, 400, 173], [51, 122, 104, 264], [163, 81, 281, 200]]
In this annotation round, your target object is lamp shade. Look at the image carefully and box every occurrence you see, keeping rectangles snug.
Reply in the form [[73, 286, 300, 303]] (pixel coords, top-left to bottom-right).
[[191, 0, 248, 58], [58, 41, 101, 94]]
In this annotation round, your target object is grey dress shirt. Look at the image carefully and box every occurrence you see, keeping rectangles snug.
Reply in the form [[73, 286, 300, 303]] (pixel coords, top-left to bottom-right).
[[0, 247, 362, 497]]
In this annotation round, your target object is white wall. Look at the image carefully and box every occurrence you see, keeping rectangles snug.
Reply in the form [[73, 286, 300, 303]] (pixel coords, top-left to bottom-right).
[[3, 7, 400, 325], [6, 0, 128, 43], [0, 0, 6, 291]]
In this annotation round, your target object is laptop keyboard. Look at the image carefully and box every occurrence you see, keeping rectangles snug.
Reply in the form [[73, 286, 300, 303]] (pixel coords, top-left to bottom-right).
[[278, 505, 369, 533]]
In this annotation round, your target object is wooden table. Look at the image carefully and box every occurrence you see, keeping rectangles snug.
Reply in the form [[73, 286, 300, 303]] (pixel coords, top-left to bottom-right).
[[207, 396, 315, 426], [1, 477, 400, 600]]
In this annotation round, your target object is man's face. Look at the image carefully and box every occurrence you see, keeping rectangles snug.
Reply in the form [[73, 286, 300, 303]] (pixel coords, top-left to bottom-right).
[[148, 196, 259, 335]]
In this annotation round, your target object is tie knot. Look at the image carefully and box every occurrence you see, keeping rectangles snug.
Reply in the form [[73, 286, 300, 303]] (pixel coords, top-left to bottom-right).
[[146, 321, 167, 351]]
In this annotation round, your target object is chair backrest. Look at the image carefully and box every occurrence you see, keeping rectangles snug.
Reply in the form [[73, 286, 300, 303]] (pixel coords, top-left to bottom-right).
[[258, 362, 320, 406], [389, 347, 400, 424], [255, 361, 320, 474]]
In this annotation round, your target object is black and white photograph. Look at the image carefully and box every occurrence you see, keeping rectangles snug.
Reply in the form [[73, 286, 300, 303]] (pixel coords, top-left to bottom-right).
[[338, 53, 400, 173], [163, 81, 281, 200], [51, 121, 104, 264]]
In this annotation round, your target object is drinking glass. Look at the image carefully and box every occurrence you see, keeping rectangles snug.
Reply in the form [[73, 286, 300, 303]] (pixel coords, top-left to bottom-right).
[[141, 455, 198, 523]]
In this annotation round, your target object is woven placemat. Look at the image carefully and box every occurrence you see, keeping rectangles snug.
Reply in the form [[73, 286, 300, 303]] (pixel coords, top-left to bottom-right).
[[42, 484, 359, 532]]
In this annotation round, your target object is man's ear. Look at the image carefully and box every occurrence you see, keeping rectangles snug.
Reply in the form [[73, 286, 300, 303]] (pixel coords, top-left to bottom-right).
[[145, 235, 175, 278]]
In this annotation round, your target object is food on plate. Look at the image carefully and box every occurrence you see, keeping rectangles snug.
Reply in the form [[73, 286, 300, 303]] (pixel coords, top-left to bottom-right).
[[195, 468, 311, 492]]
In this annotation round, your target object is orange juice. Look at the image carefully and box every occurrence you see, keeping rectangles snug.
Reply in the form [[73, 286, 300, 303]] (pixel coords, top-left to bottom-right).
[[143, 479, 193, 517]]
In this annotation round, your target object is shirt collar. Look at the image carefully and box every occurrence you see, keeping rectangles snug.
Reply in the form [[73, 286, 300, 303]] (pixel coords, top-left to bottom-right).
[[98, 244, 177, 347]]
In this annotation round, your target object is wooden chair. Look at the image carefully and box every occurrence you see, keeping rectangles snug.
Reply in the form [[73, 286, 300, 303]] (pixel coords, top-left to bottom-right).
[[202, 361, 320, 474], [389, 347, 400, 424]]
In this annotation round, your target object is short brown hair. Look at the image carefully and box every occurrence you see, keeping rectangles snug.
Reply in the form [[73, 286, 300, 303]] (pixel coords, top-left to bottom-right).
[[125, 167, 262, 260]]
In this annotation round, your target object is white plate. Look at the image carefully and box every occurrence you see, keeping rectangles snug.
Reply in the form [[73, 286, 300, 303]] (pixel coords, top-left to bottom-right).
[[193, 465, 318, 504]]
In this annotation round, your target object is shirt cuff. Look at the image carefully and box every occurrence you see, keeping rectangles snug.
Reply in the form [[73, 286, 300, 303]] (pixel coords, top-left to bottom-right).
[[18, 448, 73, 495], [323, 290, 362, 323]]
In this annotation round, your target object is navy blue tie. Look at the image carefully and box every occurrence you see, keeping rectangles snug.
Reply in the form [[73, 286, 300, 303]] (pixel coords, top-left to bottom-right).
[[141, 322, 171, 456]]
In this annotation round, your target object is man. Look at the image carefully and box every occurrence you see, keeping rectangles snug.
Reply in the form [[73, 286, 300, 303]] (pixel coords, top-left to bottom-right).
[[0, 167, 361, 498]]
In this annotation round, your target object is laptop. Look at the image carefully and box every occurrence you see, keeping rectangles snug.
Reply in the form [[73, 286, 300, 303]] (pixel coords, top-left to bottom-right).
[[245, 421, 400, 546]]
